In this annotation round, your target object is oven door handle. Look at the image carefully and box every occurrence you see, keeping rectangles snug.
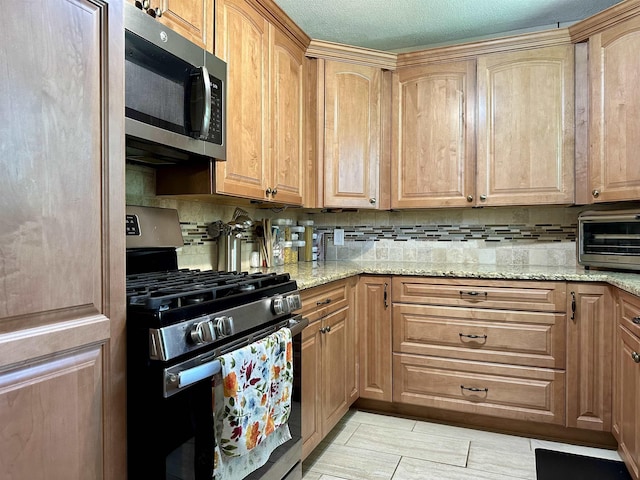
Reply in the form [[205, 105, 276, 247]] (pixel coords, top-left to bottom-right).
[[289, 315, 309, 337], [164, 359, 221, 397]]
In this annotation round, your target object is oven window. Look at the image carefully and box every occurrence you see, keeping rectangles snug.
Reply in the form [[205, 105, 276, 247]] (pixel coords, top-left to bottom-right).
[[583, 221, 640, 255], [167, 438, 196, 480]]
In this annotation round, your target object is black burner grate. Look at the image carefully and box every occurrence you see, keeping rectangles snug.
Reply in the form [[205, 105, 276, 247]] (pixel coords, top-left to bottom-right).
[[126, 270, 291, 310]]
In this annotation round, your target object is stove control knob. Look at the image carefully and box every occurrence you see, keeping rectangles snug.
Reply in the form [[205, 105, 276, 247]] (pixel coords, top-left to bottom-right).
[[272, 296, 288, 315], [190, 320, 215, 345], [214, 316, 234, 337], [286, 294, 302, 312]]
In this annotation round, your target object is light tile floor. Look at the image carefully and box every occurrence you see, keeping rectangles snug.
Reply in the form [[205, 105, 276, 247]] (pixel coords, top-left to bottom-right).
[[302, 409, 622, 480]]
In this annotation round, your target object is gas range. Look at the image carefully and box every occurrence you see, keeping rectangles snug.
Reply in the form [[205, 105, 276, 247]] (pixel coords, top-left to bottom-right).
[[125, 206, 305, 480], [126, 269, 302, 362]]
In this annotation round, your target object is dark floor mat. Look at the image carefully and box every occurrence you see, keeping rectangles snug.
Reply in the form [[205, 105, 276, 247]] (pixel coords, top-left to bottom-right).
[[535, 448, 632, 480]]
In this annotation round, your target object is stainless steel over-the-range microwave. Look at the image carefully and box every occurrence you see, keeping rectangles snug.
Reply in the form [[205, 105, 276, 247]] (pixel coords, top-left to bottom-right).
[[124, 2, 226, 163], [578, 210, 640, 271]]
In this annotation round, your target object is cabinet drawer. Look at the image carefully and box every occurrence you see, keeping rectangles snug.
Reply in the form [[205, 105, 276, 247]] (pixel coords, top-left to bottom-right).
[[619, 290, 640, 339], [392, 277, 566, 312], [300, 279, 350, 323], [393, 353, 565, 425], [393, 304, 565, 368]]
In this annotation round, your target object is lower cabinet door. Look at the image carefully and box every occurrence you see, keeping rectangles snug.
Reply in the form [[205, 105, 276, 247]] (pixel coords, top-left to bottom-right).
[[301, 321, 322, 460], [321, 307, 351, 435], [616, 326, 640, 479], [393, 353, 565, 425]]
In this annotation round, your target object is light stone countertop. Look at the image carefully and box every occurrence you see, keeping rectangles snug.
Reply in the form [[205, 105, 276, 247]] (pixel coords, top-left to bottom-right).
[[251, 261, 640, 297]]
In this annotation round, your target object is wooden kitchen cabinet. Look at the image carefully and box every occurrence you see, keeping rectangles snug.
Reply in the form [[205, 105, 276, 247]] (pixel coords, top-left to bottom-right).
[[125, 0, 214, 52], [614, 290, 640, 479], [393, 43, 574, 208], [357, 276, 392, 402], [392, 60, 476, 208], [587, 15, 640, 203], [476, 45, 574, 206], [566, 283, 613, 432], [269, 27, 306, 205], [300, 278, 357, 459], [321, 60, 388, 209], [214, 0, 270, 201], [215, 0, 305, 205], [157, 0, 307, 205], [0, 1, 126, 479], [391, 277, 567, 425]]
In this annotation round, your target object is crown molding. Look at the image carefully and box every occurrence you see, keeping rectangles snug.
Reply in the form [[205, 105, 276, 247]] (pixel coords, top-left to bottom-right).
[[305, 39, 398, 70], [570, 0, 640, 42], [396, 28, 572, 67], [267, 0, 640, 69], [249, 0, 311, 50]]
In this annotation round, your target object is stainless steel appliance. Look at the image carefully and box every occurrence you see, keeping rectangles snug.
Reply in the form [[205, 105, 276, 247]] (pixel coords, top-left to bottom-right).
[[126, 206, 305, 480], [578, 209, 640, 271], [125, 2, 226, 163]]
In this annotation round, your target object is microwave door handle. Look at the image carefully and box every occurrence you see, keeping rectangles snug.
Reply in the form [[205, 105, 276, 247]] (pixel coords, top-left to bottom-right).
[[198, 65, 211, 140]]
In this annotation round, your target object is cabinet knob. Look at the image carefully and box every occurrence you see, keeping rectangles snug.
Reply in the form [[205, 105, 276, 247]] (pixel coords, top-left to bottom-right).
[[632, 352, 640, 364], [369, 198, 376, 205], [592, 189, 600, 198], [466, 195, 473, 202], [633, 316, 640, 325], [271, 188, 277, 197], [479, 194, 487, 201]]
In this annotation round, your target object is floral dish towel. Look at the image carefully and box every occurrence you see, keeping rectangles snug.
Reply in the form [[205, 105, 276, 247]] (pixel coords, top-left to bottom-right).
[[214, 326, 293, 466]]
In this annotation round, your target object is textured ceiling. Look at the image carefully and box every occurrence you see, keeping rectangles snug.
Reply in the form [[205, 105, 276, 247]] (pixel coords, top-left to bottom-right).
[[273, 0, 623, 51]]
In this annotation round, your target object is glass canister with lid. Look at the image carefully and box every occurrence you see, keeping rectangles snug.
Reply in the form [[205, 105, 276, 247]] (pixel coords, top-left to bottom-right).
[[298, 220, 314, 261]]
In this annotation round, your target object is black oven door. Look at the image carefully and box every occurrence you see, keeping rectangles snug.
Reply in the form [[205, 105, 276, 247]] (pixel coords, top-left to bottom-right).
[[127, 318, 306, 480]]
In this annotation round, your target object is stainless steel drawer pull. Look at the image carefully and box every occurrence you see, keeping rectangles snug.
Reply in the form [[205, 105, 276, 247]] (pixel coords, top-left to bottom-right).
[[460, 385, 488, 393], [459, 333, 488, 340], [459, 291, 487, 298], [632, 352, 640, 364], [632, 316, 640, 325], [316, 299, 332, 306]]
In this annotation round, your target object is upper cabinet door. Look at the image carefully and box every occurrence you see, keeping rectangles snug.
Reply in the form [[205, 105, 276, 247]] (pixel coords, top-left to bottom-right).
[[476, 45, 575, 206], [159, 0, 214, 52], [323, 61, 382, 209], [589, 16, 640, 203], [126, 0, 214, 52], [270, 28, 305, 205], [392, 60, 476, 208], [215, 0, 270, 201]]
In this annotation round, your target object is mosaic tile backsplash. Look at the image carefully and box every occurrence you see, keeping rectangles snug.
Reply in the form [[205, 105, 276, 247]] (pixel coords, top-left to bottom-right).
[[126, 163, 582, 270]]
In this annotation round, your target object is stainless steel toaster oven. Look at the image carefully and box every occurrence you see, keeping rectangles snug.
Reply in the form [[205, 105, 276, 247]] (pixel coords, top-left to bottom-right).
[[578, 210, 640, 271]]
